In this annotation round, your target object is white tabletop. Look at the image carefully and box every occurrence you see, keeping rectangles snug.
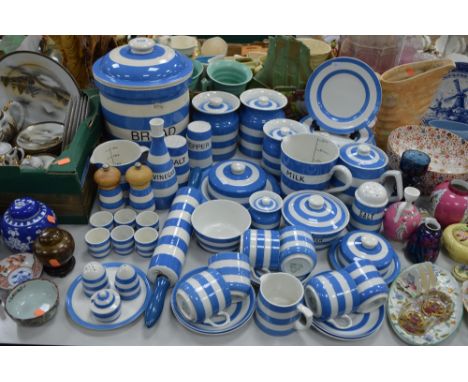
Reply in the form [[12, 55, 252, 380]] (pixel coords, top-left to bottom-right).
[[1, 203, 467, 346]]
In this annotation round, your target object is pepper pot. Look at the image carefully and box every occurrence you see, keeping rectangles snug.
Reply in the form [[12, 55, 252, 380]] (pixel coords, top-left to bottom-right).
[[126, 162, 155, 212], [32, 227, 76, 277], [94, 164, 125, 212]]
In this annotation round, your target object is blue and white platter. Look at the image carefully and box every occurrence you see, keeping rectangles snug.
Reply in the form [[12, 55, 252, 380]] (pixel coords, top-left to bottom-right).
[[311, 305, 385, 341], [305, 57, 382, 135], [66, 262, 151, 331], [423, 62, 468, 124], [327, 239, 401, 285], [171, 267, 256, 335]]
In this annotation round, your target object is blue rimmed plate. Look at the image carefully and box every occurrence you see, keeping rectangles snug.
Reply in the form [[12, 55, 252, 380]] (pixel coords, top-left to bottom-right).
[[305, 57, 381, 135], [311, 305, 385, 341], [171, 267, 256, 335], [327, 239, 400, 285], [66, 262, 151, 331]]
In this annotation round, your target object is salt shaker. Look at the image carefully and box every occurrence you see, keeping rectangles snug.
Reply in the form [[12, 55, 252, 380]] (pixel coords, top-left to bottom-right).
[[94, 164, 125, 212], [126, 162, 155, 212], [349, 181, 388, 232]]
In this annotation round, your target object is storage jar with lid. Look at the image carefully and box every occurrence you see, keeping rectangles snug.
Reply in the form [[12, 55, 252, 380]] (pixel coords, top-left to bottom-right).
[[92, 37, 193, 145], [239, 89, 288, 159], [192, 91, 240, 161], [1, 197, 56, 253]]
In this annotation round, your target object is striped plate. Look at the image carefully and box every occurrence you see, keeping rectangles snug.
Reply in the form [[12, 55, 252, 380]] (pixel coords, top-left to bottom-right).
[[171, 267, 256, 335]]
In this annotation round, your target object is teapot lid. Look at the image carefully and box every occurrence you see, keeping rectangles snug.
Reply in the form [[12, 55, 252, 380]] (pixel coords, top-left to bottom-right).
[[340, 143, 388, 169], [240, 89, 288, 111], [263, 119, 309, 141], [92, 37, 193, 90], [339, 231, 394, 271], [208, 160, 266, 199], [281, 190, 349, 235], [192, 91, 240, 115]]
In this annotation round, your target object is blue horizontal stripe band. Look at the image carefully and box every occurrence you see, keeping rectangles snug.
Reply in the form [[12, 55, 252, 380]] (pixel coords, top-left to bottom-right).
[[102, 105, 189, 131], [216, 267, 251, 278], [116, 282, 140, 294], [114, 274, 137, 285], [254, 316, 295, 336], [258, 293, 296, 314], [212, 150, 236, 161], [82, 273, 107, 285], [188, 150, 212, 160], [157, 235, 189, 252], [262, 157, 280, 171], [154, 194, 177, 210], [119, 290, 141, 300], [212, 137, 238, 149], [198, 240, 238, 252], [239, 131, 263, 144], [149, 254, 183, 277], [130, 187, 154, 197], [83, 281, 109, 292], [239, 146, 262, 158], [99, 188, 122, 197], [92, 309, 120, 319], [169, 202, 196, 214], [256, 305, 300, 325], [280, 174, 328, 192]]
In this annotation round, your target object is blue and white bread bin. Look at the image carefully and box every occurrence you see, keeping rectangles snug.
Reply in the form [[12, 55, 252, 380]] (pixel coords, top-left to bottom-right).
[[92, 37, 193, 144]]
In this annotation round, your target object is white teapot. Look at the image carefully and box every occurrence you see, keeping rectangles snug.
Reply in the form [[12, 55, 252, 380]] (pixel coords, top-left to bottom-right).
[[0, 101, 25, 142]]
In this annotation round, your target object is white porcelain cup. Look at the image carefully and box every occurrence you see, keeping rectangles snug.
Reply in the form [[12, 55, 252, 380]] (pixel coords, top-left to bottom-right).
[[89, 211, 114, 230], [114, 208, 137, 227]]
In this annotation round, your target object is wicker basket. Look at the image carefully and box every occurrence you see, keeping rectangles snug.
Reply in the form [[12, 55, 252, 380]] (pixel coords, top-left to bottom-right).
[[374, 59, 455, 149]]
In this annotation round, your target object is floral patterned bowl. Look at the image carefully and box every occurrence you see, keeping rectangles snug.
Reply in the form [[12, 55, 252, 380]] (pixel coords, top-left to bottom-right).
[[0, 253, 43, 291], [387, 125, 468, 195]]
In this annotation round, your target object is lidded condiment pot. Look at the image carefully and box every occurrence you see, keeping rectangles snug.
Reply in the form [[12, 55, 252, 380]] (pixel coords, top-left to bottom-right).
[[32, 227, 75, 277]]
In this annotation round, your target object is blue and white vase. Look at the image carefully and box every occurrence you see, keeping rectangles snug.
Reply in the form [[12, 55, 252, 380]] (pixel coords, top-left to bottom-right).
[[92, 37, 192, 144], [192, 91, 240, 161], [165, 135, 190, 187], [1, 197, 56, 253], [147, 187, 204, 287], [332, 143, 403, 206], [147, 118, 179, 210], [262, 118, 309, 177], [239, 89, 287, 159], [187, 121, 213, 170], [207, 159, 267, 206]]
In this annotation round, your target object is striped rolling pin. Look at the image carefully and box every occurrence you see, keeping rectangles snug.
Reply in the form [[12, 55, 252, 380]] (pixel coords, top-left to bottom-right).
[[145, 186, 204, 327]]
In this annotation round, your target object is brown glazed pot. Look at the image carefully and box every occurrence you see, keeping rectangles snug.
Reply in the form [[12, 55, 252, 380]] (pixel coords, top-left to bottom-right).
[[32, 227, 76, 277]]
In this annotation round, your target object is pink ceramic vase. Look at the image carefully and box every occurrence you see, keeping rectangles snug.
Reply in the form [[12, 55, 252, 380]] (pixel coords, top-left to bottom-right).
[[383, 187, 422, 242], [430, 180, 468, 228]]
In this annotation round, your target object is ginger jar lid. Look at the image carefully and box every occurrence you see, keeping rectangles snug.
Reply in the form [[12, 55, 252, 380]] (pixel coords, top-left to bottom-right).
[[281, 190, 349, 235], [339, 231, 394, 271], [192, 91, 240, 114], [3, 197, 54, 226], [208, 160, 267, 199], [92, 37, 193, 90], [339, 143, 388, 170]]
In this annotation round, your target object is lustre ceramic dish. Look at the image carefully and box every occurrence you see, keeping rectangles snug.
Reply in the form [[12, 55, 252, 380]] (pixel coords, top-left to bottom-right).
[[311, 305, 385, 341], [171, 267, 256, 335], [0, 253, 43, 291], [327, 238, 400, 285], [0, 51, 80, 126], [424, 62, 468, 125], [16, 122, 64, 154], [66, 262, 150, 330], [387, 125, 468, 195], [5, 279, 59, 326], [305, 57, 381, 135], [387, 263, 463, 345]]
